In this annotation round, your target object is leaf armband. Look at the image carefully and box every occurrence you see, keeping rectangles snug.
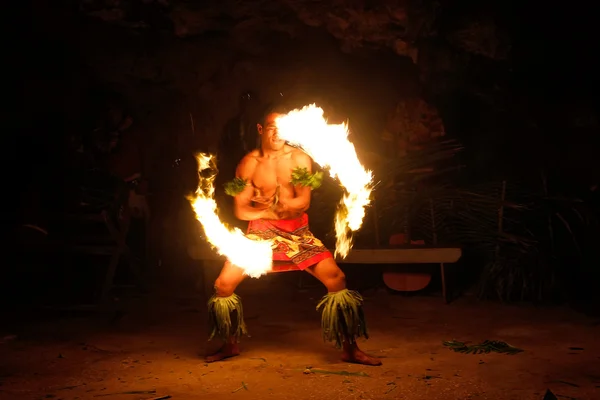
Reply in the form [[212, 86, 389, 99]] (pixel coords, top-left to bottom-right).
[[224, 177, 248, 196], [290, 167, 323, 190]]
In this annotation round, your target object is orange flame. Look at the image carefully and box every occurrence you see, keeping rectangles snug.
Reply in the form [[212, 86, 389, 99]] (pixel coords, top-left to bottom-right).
[[275, 104, 374, 258], [188, 153, 273, 278]]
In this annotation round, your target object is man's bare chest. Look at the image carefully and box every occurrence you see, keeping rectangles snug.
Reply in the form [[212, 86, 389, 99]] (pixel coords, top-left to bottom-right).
[[251, 158, 296, 191]]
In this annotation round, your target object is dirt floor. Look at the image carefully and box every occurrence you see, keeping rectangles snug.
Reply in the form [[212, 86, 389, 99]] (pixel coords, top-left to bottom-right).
[[1, 275, 600, 400]]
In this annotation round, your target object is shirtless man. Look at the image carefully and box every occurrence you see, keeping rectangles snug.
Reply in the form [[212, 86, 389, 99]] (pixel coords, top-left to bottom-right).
[[205, 106, 381, 366]]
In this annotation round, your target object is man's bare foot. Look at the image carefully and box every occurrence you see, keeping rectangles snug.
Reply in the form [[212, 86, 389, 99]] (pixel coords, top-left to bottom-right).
[[342, 343, 382, 366], [205, 341, 240, 363]]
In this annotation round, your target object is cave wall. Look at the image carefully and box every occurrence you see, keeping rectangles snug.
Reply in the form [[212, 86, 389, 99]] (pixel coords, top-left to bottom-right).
[[78, 19, 421, 165], [66, 11, 430, 279], [33, 0, 599, 185], [20, 0, 600, 287]]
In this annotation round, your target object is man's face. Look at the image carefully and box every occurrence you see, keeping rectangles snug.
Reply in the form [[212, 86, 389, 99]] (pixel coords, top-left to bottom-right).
[[257, 113, 285, 151]]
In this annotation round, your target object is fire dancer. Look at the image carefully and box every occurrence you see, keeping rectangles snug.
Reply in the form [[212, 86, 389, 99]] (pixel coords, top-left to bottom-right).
[[206, 106, 382, 366]]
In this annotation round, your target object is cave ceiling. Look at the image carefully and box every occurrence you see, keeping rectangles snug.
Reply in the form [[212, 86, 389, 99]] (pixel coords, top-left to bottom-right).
[[79, 0, 510, 61]]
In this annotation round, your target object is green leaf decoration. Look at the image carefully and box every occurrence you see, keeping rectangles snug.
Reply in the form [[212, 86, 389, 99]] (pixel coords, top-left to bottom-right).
[[316, 289, 368, 349], [207, 293, 248, 341], [290, 167, 323, 190], [224, 177, 248, 196], [443, 339, 523, 355]]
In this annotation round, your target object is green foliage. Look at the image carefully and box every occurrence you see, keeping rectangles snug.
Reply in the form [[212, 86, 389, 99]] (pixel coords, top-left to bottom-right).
[[291, 167, 323, 189], [207, 293, 248, 341], [443, 340, 523, 355], [371, 138, 595, 302], [224, 177, 248, 197], [316, 289, 368, 349]]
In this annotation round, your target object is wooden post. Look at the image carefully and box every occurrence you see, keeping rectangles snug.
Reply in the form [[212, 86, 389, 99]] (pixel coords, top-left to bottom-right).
[[495, 180, 507, 260], [430, 198, 449, 303], [99, 209, 132, 304], [372, 194, 381, 248]]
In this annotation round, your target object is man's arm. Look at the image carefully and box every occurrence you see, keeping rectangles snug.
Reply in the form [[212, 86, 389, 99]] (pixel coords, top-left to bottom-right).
[[233, 155, 275, 221], [280, 151, 313, 214]]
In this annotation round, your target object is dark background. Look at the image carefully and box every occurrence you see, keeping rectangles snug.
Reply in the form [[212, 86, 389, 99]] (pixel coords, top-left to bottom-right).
[[5, 0, 600, 313]]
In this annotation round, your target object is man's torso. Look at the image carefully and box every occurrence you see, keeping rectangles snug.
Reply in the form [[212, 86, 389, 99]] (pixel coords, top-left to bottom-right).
[[244, 146, 302, 206]]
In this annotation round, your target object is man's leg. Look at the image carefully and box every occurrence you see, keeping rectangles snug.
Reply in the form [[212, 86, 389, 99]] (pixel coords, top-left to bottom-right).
[[306, 258, 382, 366], [205, 261, 246, 363]]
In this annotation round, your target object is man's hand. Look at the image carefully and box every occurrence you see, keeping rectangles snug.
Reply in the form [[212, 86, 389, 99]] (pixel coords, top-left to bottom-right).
[[260, 207, 280, 220], [273, 200, 301, 220], [254, 201, 293, 220], [251, 195, 275, 206]]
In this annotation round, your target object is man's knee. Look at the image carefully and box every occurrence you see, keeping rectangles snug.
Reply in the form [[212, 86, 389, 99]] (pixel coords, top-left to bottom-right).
[[324, 268, 346, 291], [214, 277, 236, 297]]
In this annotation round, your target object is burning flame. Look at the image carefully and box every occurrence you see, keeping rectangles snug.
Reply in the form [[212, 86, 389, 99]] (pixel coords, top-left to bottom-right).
[[188, 105, 372, 277], [275, 104, 374, 258], [188, 153, 273, 278]]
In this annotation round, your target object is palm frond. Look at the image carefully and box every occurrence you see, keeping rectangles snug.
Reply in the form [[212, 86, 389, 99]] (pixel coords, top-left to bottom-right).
[[443, 340, 524, 355], [376, 140, 464, 181]]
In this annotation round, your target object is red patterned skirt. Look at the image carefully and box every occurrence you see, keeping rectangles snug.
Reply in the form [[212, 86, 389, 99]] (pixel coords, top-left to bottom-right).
[[246, 213, 333, 270]]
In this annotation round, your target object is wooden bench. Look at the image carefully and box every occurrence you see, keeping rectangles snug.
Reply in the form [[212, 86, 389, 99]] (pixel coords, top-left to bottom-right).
[[188, 245, 462, 303]]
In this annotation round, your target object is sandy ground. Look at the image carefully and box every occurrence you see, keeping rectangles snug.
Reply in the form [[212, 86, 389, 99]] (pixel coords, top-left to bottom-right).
[[1, 276, 599, 400]]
